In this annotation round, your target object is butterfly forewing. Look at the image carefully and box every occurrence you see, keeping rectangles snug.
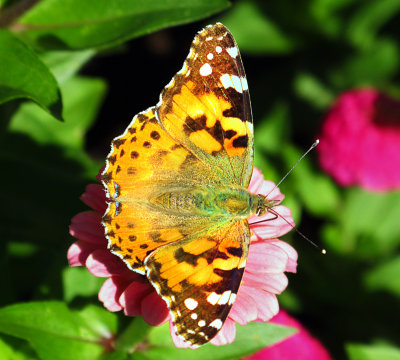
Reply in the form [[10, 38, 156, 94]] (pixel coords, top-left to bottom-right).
[[156, 23, 254, 187]]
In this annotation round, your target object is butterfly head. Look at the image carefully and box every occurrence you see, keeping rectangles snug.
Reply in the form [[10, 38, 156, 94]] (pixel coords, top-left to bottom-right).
[[255, 195, 280, 216]]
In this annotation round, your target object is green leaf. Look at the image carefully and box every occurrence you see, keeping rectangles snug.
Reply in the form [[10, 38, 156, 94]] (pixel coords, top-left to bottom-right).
[[293, 72, 334, 109], [40, 49, 96, 85], [364, 256, 400, 297], [62, 267, 104, 302], [0, 29, 62, 120], [8, 75, 106, 174], [116, 317, 152, 353], [330, 39, 399, 88], [0, 335, 38, 360], [322, 188, 400, 257], [347, 0, 400, 50], [347, 343, 400, 360], [281, 145, 340, 218], [143, 321, 296, 360], [18, 0, 230, 50], [0, 302, 109, 360], [220, 0, 296, 54]]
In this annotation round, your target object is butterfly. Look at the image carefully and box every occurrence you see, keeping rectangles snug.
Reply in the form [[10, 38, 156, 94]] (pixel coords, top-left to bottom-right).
[[101, 23, 277, 347]]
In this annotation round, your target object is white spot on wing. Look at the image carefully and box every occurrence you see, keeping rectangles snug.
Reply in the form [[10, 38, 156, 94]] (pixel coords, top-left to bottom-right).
[[217, 290, 231, 305], [184, 298, 198, 310], [228, 293, 237, 305], [216, 46, 222, 53], [198, 320, 206, 327], [241, 77, 248, 91], [206, 36, 213, 41], [227, 46, 238, 58], [200, 63, 212, 76], [220, 74, 243, 93], [207, 292, 220, 305], [209, 319, 223, 329], [191, 313, 198, 320], [207, 52, 214, 60]]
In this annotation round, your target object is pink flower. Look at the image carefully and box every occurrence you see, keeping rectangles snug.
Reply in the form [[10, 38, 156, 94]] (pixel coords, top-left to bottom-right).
[[318, 89, 400, 191], [68, 168, 297, 347], [244, 310, 333, 360]]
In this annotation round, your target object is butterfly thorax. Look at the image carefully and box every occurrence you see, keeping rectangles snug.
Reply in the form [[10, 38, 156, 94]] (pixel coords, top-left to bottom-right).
[[150, 185, 268, 219]]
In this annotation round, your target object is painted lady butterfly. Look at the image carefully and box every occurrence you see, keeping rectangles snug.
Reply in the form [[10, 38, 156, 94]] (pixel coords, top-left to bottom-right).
[[101, 23, 278, 347]]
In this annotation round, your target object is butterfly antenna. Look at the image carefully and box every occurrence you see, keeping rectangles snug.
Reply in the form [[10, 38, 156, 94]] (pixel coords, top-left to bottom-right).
[[273, 139, 319, 191], [267, 208, 326, 255]]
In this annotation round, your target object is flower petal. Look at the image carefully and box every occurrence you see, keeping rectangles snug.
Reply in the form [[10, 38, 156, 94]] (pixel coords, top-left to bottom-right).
[[209, 318, 236, 345], [70, 211, 106, 246], [99, 276, 132, 312], [245, 241, 289, 274], [243, 271, 288, 294], [229, 290, 258, 325], [67, 240, 97, 266], [81, 184, 107, 213], [268, 240, 298, 273], [119, 280, 153, 316], [141, 291, 170, 326], [243, 286, 279, 321], [86, 249, 130, 277]]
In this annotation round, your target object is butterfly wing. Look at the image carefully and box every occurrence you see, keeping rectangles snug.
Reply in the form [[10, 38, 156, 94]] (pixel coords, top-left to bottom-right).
[[102, 107, 223, 273], [156, 23, 253, 187], [145, 219, 249, 347]]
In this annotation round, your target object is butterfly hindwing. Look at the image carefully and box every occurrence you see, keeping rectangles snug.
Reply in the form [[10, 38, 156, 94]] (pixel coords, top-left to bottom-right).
[[145, 220, 249, 347], [156, 23, 254, 187]]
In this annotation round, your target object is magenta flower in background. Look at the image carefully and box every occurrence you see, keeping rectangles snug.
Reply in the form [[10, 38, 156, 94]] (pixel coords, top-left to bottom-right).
[[318, 89, 400, 191], [244, 310, 333, 360], [68, 168, 297, 347]]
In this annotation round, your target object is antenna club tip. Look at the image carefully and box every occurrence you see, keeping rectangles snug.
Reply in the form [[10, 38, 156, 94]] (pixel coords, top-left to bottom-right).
[[321, 249, 327, 255]]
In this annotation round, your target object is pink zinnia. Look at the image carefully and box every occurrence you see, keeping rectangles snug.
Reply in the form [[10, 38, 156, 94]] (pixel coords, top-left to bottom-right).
[[318, 88, 400, 191], [245, 310, 333, 360], [68, 168, 297, 347]]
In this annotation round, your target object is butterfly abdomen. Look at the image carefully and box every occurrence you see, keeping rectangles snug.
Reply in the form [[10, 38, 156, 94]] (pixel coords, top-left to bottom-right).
[[150, 186, 258, 218]]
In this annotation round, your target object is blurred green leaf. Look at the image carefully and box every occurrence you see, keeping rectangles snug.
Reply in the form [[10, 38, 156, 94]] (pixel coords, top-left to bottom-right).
[[294, 72, 334, 109], [77, 304, 118, 339], [347, 0, 400, 50], [62, 267, 104, 302], [0, 302, 108, 360], [8, 75, 105, 174], [364, 256, 400, 297], [220, 0, 296, 54], [322, 189, 400, 257], [18, 0, 230, 50], [347, 343, 400, 360], [0, 29, 62, 120], [40, 49, 96, 84], [281, 145, 340, 218], [116, 317, 152, 353], [0, 335, 38, 360], [143, 321, 296, 360], [330, 39, 399, 88]]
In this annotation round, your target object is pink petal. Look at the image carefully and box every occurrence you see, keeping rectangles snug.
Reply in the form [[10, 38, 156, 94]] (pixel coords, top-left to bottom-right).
[[243, 272, 288, 294], [249, 168, 265, 193], [67, 240, 97, 266], [99, 276, 132, 312], [69, 211, 106, 246], [169, 321, 191, 349], [268, 240, 298, 273], [119, 280, 153, 316], [86, 249, 130, 277], [245, 241, 288, 274], [81, 184, 107, 213], [229, 290, 258, 325], [243, 286, 279, 321], [141, 291, 170, 326], [210, 318, 236, 345]]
